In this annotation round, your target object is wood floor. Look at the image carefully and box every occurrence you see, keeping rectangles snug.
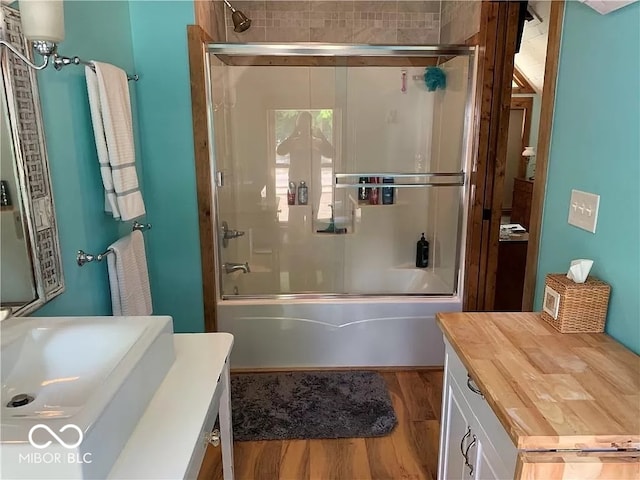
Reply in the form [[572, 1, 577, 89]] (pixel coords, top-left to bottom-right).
[[198, 370, 443, 480]]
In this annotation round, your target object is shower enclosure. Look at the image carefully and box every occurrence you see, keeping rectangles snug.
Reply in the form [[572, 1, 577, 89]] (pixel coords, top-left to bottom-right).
[[205, 44, 477, 367]]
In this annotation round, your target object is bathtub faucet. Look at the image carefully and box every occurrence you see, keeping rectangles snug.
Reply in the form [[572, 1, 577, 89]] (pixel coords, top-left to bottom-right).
[[223, 262, 250, 274]]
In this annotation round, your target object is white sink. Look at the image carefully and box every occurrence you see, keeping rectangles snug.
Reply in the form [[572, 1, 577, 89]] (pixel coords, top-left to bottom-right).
[[0, 315, 175, 479]]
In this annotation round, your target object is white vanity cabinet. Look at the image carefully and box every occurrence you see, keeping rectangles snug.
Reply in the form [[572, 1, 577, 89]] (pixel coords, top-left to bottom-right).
[[108, 333, 235, 480], [438, 339, 517, 480]]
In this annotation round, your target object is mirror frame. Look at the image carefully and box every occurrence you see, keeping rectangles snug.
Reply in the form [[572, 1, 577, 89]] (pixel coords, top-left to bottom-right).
[[1, 6, 64, 315]]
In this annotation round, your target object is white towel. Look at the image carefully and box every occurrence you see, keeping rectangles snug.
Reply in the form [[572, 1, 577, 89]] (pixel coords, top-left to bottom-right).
[[107, 231, 152, 316], [85, 62, 145, 221]]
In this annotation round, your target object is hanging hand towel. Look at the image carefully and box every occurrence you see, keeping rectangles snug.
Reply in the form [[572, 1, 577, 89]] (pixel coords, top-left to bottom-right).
[[107, 231, 152, 316], [86, 62, 145, 221]]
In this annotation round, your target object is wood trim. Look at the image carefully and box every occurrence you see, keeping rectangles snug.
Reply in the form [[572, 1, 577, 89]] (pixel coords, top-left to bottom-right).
[[512, 67, 536, 94], [465, 32, 481, 46], [516, 451, 640, 480], [522, 1, 566, 311], [193, 1, 216, 41], [463, 1, 521, 311], [188, 25, 217, 333], [482, 2, 521, 311], [463, 3, 495, 311], [510, 96, 534, 178], [231, 366, 445, 374]]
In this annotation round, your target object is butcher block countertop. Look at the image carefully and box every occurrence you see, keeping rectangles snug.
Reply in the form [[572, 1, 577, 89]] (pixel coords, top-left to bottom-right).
[[436, 312, 640, 451]]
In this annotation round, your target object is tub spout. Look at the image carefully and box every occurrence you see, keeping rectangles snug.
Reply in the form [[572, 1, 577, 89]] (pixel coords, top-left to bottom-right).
[[223, 262, 250, 274]]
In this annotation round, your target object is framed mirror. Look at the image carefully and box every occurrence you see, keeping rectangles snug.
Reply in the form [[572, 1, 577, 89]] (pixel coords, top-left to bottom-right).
[[1, 6, 64, 315]]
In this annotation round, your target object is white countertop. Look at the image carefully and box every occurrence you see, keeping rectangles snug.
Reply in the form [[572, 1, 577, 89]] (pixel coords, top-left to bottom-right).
[[108, 333, 234, 480]]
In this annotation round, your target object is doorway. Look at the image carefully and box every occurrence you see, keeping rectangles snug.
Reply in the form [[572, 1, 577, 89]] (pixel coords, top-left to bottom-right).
[[463, 0, 565, 312]]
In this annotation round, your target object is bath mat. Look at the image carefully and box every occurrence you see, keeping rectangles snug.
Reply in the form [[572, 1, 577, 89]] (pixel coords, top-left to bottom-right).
[[231, 371, 397, 441]]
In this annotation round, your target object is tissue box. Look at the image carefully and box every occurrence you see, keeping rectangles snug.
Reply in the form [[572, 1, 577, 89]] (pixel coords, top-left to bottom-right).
[[541, 274, 611, 333]]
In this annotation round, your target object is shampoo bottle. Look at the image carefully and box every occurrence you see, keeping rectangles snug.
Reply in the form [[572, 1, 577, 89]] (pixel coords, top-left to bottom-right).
[[416, 233, 429, 268], [287, 181, 297, 205], [382, 177, 394, 205], [298, 181, 308, 205], [369, 177, 379, 205], [358, 177, 369, 203]]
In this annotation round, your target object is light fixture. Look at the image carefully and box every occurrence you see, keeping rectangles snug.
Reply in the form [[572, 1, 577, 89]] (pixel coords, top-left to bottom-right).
[[1, 1, 139, 80], [1, 0, 97, 73], [0, 0, 64, 70], [222, 0, 252, 33], [522, 146, 536, 180]]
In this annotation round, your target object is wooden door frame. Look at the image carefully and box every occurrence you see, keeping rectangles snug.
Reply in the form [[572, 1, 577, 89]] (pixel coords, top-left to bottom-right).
[[522, 1, 565, 311], [463, 1, 522, 311], [464, 1, 565, 312]]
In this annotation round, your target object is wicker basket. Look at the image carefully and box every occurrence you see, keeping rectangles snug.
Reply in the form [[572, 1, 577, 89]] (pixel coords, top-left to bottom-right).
[[540, 274, 611, 333]]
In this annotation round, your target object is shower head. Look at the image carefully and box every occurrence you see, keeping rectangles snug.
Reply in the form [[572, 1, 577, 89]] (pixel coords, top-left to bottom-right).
[[223, 0, 252, 33]]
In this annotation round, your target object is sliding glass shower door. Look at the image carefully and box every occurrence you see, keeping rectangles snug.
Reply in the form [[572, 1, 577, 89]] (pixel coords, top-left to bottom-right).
[[208, 45, 475, 298]]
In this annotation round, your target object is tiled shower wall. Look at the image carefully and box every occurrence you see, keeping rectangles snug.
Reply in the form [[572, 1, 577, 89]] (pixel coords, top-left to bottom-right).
[[220, 1, 441, 44], [440, 0, 481, 44]]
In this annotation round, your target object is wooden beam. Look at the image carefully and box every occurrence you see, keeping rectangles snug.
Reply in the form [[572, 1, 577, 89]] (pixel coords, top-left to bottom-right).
[[522, 1, 566, 311], [512, 67, 536, 95], [187, 25, 217, 333]]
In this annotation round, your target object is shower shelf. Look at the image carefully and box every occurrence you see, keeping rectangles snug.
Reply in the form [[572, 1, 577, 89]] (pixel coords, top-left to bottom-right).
[[313, 232, 353, 237], [335, 172, 465, 188], [355, 201, 409, 208]]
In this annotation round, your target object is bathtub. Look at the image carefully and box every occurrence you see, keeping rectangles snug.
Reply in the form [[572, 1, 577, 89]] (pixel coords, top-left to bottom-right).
[[218, 268, 461, 368]]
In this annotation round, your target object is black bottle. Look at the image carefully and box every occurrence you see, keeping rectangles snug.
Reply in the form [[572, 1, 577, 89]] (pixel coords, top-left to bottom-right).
[[381, 177, 394, 205], [416, 233, 429, 268]]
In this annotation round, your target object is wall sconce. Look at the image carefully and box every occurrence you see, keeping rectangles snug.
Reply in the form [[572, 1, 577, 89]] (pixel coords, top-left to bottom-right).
[[522, 146, 536, 180], [0, 0, 64, 70], [1, 1, 139, 80]]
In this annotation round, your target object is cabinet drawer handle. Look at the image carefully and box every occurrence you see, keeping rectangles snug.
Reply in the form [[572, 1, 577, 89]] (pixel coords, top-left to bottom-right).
[[467, 375, 484, 398], [464, 434, 477, 476], [460, 426, 471, 457]]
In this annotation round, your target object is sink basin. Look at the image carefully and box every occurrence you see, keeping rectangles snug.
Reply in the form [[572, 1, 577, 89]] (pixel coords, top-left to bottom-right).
[[0, 315, 175, 479]]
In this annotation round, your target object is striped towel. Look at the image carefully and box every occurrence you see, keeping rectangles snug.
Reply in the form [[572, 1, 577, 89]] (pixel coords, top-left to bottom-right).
[[86, 62, 145, 221]]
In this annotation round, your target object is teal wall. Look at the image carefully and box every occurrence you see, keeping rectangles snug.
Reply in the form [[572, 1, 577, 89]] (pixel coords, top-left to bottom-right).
[[36, 1, 140, 316], [535, 2, 640, 353], [128, 2, 204, 333], [36, 1, 204, 333]]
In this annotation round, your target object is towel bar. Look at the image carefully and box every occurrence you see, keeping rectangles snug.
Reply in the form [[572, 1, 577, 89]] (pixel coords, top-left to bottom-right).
[[77, 222, 152, 266], [77, 249, 113, 267], [53, 55, 139, 81], [132, 221, 152, 232]]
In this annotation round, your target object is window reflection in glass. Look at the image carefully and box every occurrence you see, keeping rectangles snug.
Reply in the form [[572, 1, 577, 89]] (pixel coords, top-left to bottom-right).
[[273, 109, 334, 222]]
